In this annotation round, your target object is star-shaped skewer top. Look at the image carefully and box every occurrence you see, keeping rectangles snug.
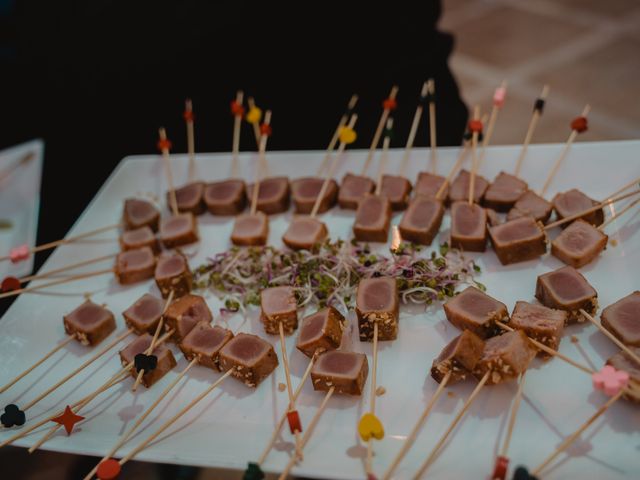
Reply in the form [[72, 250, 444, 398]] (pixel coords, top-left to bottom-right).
[[51, 405, 85, 435]]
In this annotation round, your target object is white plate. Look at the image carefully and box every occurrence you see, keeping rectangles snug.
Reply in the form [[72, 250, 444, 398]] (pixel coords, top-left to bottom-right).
[[0, 139, 44, 280], [1, 141, 639, 480]]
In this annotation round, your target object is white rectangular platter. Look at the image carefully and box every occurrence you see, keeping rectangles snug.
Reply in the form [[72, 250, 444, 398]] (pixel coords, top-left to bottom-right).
[[1, 140, 639, 480]]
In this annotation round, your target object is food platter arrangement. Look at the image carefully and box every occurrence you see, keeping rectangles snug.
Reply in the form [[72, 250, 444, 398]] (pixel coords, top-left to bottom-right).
[[0, 83, 639, 480]]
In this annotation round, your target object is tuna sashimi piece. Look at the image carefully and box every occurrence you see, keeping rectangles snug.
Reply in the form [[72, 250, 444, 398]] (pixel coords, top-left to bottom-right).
[[204, 179, 246, 216], [123, 293, 165, 334], [260, 286, 298, 335], [450, 201, 488, 252], [179, 323, 234, 371], [488, 216, 547, 265], [219, 333, 279, 388], [353, 194, 392, 243], [311, 350, 369, 395], [290, 177, 338, 214], [247, 176, 290, 215], [443, 286, 508, 338], [535, 266, 598, 323], [164, 294, 213, 342], [356, 277, 399, 342], [154, 252, 192, 298], [120, 226, 159, 253], [507, 190, 553, 223], [123, 198, 160, 232], [509, 301, 567, 354], [473, 330, 536, 385], [607, 348, 640, 403], [116, 247, 156, 285], [159, 213, 199, 248], [380, 174, 412, 211], [414, 172, 448, 200], [484, 172, 528, 212], [431, 330, 485, 384], [119, 334, 176, 388], [338, 173, 375, 209], [552, 189, 604, 227], [282, 217, 328, 251], [601, 291, 640, 347], [448, 169, 489, 205], [63, 300, 116, 346], [231, 212, 269, 246], [296, 307, 344, 358], [551, 219, 608, 268], [167, 182, 205, 215], [398, 196, 445, 246]]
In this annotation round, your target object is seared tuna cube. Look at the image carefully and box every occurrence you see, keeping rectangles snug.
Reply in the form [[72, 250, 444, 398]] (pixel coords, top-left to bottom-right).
[[179, 323, 234, 371], [296, 307, 344, 358], [120, 226, 159, 253], [203, 179, 246, 216], [535, 266, 598, 323], [508, 190, 553, 223], [159, 213, 199, 248], [448, 169, 489, 205], [164, 294, 213, 343], [248, 177, 290, 215], [431, 330, 485, 384], [119, 333, 176, 388], [353, 194, 392, 243], [154, 252, 192, 298], [311, 350, 369, 395], [552, 189, 604, 227], [167, 182, 205, 215], [338, 173, 375, 209], [473, 330, 536, 385], [443, 286, 508, 338], [380, 175, 412, 211], [219, 333, 279, 388], [486, 208, 502, 227], [356, 277, 399, 342], [551, 219, 608, 268], [509, 301, 567, 354], [484, 172, 528, 212], [414, 172, 448, 200], [607, 348, 640, 403], [231, 212, 269, 246], [123, 293, 165, 334], [63, 300, 116, 346], [115, 247, 156, 285], [260, 286, 298, 335], [290, 177, 338, 214], [488, 217, 547, 265], [282, 217, 328, 251], [123, 198, 160, 232], [450, 202, 488, 252], [398, 196, 445, 246], [601, 291, 640, 347]]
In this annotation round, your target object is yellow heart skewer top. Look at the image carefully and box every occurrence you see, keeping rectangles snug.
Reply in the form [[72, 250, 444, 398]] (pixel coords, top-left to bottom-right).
[[359, 412, 384, 442]]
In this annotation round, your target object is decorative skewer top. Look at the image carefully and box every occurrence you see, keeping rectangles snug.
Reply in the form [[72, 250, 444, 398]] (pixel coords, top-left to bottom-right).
[[183, 99, 194, 122]]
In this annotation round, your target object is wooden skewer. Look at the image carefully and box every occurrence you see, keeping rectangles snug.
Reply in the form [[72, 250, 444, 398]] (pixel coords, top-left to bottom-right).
[[159, 127, 179, 216], [231, 90, 244, 178], [16, 253, 118, 285], [0, 335, 77, 394], [399, 82, 428, 177], [278, 321, 303, 459], [20, 328, 134, 412], [605, 176, 640, 200], [428, 79, 438, 174], [499, 371, 526, 460], [132, 291, 175, 391], [250, 110, 272, 216], [362, 85, 399, 176], [247, 97, 263, 150], [277, 386, 335, 480], [599, 197, 640, 230], [26, 330, 175, 452], [0, 370, 130, 449], [0, 268, 114, 300], [581, 309, 640, 366], [375, 118, 394, 196], [309, 114, 358, 218], [514, 85, 549, 178], [468, 105, 481, 205], [539, 104, 590, 197], [531, 389, 624, 477], [382, 371, 452, 480], [185, 99, 196, 182], [117, 369, 234, 468], [258, 350, 320, 465], [317, 94, 359, 176], [83, 357, 199, 480], [0, 223, 121, 263], [478, 80, 507, 168], [365, 321, 380, 477], [543, 189, 640, 230], [413, 371, 490, 479]]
